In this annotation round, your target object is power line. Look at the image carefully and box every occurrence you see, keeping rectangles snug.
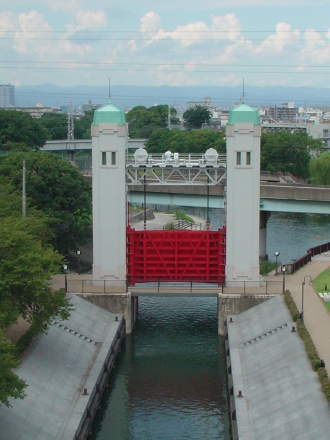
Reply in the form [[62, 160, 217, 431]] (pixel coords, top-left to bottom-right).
[[0, 29, 328, 33], [1, 59, 330, 68]]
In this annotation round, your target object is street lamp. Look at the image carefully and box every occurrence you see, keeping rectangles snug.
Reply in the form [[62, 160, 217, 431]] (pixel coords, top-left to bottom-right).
[[282, 265, 286, 293], [275, 251, 280, 275], [301, 275, 312, 322], [77, 249, 81, 274], [63, 264, 68, 293]]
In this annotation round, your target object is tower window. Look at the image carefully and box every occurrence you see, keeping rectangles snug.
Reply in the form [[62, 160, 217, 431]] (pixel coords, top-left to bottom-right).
[[236, 151, 241, 165], [111, 151, 116, 166], [246, 151, 251, 165], [102, 152, 107, 165]]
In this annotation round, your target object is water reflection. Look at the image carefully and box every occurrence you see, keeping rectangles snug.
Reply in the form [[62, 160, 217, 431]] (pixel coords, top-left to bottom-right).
[[92, 297, 229, 440]]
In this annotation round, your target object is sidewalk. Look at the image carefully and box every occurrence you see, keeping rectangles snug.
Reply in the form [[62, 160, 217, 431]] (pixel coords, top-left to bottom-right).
[[266, 252, 330, 376]]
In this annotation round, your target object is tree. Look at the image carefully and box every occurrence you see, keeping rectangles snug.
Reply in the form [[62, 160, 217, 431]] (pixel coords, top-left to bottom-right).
[[309, 152, 330, 185], [39, 113, 67, 140], [183, 105, 211, 129], [260, 131, 319, 179], [75, 110, 94, 139], [0, 110, 47, 150], [0, 179, 71, 407], [146, 128, 226, 154], [126, 105, 179, 138], [0, 153, 92, 256], [0, 330, 26, 407]]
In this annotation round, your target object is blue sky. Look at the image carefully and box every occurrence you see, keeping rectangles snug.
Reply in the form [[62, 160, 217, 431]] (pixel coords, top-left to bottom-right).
[[1, 0, 330, 87]]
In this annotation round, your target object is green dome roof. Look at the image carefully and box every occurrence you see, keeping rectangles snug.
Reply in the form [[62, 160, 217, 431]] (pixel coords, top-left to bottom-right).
[[228, 103, 260, 125], [93, 103, 126, 125]]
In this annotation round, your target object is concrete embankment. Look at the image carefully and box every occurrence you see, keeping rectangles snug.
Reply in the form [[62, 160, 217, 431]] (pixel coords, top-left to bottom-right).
[[0, 295, 126, 440], [225, 296, 330, 440]]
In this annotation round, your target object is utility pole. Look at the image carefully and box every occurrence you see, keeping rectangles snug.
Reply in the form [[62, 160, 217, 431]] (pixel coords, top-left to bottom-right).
[[168, 105, 171, 130], [22, 159, 26, 217]]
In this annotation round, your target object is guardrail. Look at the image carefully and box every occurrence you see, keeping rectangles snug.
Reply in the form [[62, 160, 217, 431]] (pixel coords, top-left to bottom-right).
[[285, 241, 330, 274], [63, 279, 283, 295]]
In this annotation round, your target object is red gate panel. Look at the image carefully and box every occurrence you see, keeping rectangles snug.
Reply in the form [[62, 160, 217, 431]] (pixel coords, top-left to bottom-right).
[[127, 226, 226, 284]]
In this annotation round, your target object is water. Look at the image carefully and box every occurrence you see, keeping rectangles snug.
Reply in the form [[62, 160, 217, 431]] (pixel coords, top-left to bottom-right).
[[92, 297, 229, 440], [92, 209, 329, 439]]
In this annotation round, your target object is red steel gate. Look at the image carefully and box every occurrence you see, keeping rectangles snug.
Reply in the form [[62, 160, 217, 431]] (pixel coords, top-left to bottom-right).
[[127, 226, 226, 284]]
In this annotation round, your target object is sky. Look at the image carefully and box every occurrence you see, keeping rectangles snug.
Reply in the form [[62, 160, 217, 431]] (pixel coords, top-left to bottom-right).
[[1, 0, 330, 88]]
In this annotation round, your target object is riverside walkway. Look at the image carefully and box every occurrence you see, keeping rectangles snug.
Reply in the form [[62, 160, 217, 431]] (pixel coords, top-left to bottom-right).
[[266, 252, 330, 376]]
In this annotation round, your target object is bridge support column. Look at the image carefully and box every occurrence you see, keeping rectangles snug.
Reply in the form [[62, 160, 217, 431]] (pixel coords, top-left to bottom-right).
[[259, 211, 271, 261]]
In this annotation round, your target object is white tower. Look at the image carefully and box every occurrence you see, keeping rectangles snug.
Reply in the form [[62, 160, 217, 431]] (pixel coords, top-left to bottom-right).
[[225, 104, 261, 284], [91, 104, 128, 289]]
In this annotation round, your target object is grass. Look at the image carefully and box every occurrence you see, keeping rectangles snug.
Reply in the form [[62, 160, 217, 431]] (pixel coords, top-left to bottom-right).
[[312, 268, 330, 310], [260, 260, 277, 275], [174, 210, 195, 224], [284, 290, 330, 402]]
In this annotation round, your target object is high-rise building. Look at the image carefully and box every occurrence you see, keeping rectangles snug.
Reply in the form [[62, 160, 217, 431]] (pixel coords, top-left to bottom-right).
[[0, 84, 15, 107]]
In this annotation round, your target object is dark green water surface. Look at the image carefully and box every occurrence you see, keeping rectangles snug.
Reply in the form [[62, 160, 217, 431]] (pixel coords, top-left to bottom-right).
[[92, 297, 229, 440]]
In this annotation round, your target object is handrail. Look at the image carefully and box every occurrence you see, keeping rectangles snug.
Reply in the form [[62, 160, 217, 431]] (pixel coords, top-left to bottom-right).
[[286, 241, 330, 274]]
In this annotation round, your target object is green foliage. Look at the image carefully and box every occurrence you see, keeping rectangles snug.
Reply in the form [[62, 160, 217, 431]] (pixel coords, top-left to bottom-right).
[[284, 291, 330, 401], [126, 105, 178, 138], [0, 152, 92, 256], [75, 110, 94, 139], [39, 113, 67, 140], [0, 110, 47, 150], [260, 260, 277, 275], [174, 210, 194, 223], [0, 217, 69, 329], [0, 330, 26, 407], [147, 128, 226, 154], [260, 131, 321, 179], [0, 178, 71, 407], [309, 152, 330, 185], [312, 268, 330, 310], [183, 105, 211, 129]]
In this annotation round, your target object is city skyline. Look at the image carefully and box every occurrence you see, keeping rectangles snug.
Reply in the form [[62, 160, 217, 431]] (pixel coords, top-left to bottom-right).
[[1, 1, 330, 87]]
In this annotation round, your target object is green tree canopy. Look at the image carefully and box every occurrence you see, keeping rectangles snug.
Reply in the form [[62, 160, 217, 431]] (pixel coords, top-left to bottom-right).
[[75, 110, 94, 139], [0, 153, 92, 256], [126, 105, 179, 138], [146, 128, 226, 154], [0, 330, 26, 407], [39, 113, 67, 140], [183, 105, 211, 129], [0, 110, 47, 150], [260, 131, 321, 179], [309, 152, 330, 185]]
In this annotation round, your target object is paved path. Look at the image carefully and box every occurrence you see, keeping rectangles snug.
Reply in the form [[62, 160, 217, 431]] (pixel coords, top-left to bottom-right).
[[266, 252, 330, 376]]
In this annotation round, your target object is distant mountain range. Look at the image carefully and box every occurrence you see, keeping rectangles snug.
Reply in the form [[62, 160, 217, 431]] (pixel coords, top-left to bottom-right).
[[15, 84, 330, 109]]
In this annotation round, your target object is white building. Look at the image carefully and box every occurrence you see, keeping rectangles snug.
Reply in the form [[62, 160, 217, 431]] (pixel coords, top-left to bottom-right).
[[225, 104, 261, 285], [91, 103, 128, 290], [0, 84, 15, 107]]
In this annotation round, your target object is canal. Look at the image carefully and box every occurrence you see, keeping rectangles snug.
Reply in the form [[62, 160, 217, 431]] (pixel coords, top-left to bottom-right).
[[91, 210, 330, 439]]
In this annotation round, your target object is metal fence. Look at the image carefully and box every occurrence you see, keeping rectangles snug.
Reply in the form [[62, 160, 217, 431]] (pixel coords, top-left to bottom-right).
[[64, 278, 283, 295], [285, 241, 330, 274]]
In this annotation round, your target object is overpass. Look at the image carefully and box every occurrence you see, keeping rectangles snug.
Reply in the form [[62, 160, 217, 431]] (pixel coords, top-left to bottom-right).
[[128, 182, 330, 214], [41, 138, 146, 152]]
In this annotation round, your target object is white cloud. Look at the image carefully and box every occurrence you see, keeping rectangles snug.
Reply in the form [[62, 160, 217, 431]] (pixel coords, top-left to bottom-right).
[[0, 12, 16, 37], [75, 10, 107, 29], [43, 0, 82, 12], [255, 22, 300, 54], [300, 28, 330, 63], [138, 12, 250, 49]]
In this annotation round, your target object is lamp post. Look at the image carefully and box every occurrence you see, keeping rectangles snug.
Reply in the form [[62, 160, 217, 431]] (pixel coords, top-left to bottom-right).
[[282, 265, 286, 293], [301, 275, 312, 322], [275, 251, 280, 275], [77, 249, 81, 274], [63, 264, 68, 293]]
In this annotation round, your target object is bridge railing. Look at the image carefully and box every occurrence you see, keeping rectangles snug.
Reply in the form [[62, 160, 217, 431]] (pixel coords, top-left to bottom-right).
[[285, 241, 330, 274], [62, 279, 283, 294]]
